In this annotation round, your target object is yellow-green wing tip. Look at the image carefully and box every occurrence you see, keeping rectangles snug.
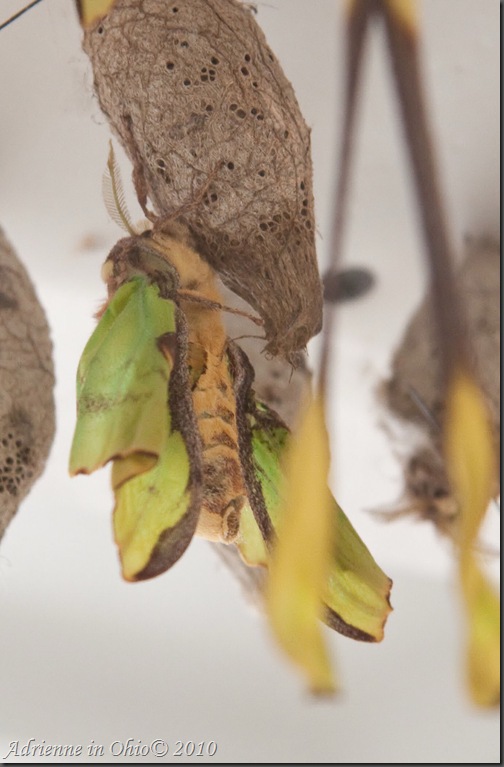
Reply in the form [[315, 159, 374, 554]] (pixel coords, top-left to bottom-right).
[[68, 443, 158, 482], [117, 516, 199, 582], [113, 427, 199, 582], [321, 495, 394, 642], [325, 574, 393, 642]]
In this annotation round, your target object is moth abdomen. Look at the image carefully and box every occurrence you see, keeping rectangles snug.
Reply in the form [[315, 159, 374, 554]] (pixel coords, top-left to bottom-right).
[[198, 421, 246, 514], [214, 403, 235, 425], [204, 429, 237, 452], [193, 373, 248, 543]]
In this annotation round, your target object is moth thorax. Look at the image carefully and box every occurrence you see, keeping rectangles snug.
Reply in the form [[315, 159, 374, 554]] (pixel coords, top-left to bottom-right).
[[151, 232, 215, 292]]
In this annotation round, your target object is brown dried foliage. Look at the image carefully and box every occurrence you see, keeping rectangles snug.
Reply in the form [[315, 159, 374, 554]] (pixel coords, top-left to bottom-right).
[[81, 0, 323, 359], [0, 227, 55, 541]]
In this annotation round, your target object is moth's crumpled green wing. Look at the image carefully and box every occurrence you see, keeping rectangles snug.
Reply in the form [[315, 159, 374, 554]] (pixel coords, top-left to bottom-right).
[[235, 406, 285, 568], [236, 501, 269, 567], [113, 423, 198, 581], [69, 276, 200, 581], [241, 401, 392, 642], [69, 277, 174, 481]]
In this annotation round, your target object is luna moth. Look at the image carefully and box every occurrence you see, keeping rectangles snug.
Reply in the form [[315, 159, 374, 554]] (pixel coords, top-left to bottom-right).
[[69, 222, 391, 642]]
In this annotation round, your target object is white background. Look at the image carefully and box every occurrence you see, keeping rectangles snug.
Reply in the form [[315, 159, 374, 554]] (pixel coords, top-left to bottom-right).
[[0, 0, 500, 762]]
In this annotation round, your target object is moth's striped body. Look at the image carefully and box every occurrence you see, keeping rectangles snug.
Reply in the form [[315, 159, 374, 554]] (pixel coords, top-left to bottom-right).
[[151, 232, 247, 543]]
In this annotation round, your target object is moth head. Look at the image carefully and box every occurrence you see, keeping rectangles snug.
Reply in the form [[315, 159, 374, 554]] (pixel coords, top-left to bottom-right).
[[100, 236, 142, 297], [100, 258, 114, 286], [102, 235, 181, 303]]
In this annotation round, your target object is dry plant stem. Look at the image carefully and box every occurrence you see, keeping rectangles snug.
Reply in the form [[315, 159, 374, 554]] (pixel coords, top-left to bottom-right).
[[381, 5, 469, 378], [325, 2, 498, 545], [0, 226, 55, 541], [380, 5, 499, 708], [320, 1, 370, 398], [0, 0, 44, 32], [326, 1, 474, 399], [80, 0, 323, 359]]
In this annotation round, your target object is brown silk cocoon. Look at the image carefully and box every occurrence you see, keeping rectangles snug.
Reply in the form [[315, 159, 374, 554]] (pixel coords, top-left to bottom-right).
[[0, 227, 55, 541], [383, 237, 500, 539], [81, 0, 323, 358]]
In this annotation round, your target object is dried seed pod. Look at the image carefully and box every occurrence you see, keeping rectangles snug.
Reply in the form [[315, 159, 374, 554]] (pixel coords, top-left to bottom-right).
[[80, 0, 323, 358], [382, 237, 500, 539], [0, 226, 55, 541]]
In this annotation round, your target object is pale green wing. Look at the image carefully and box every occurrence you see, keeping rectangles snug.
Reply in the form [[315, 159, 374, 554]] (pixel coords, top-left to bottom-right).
[[69, 277, 175, 480], [241, 399, 392, 642], [113, 424, 200, 581], [69, 276, 201, 580], [235, 405, 285, 567], [236, 501, 268, 567]]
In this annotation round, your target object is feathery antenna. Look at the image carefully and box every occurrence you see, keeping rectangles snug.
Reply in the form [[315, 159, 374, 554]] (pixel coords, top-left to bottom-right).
[[102, 141, 137, 236]]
